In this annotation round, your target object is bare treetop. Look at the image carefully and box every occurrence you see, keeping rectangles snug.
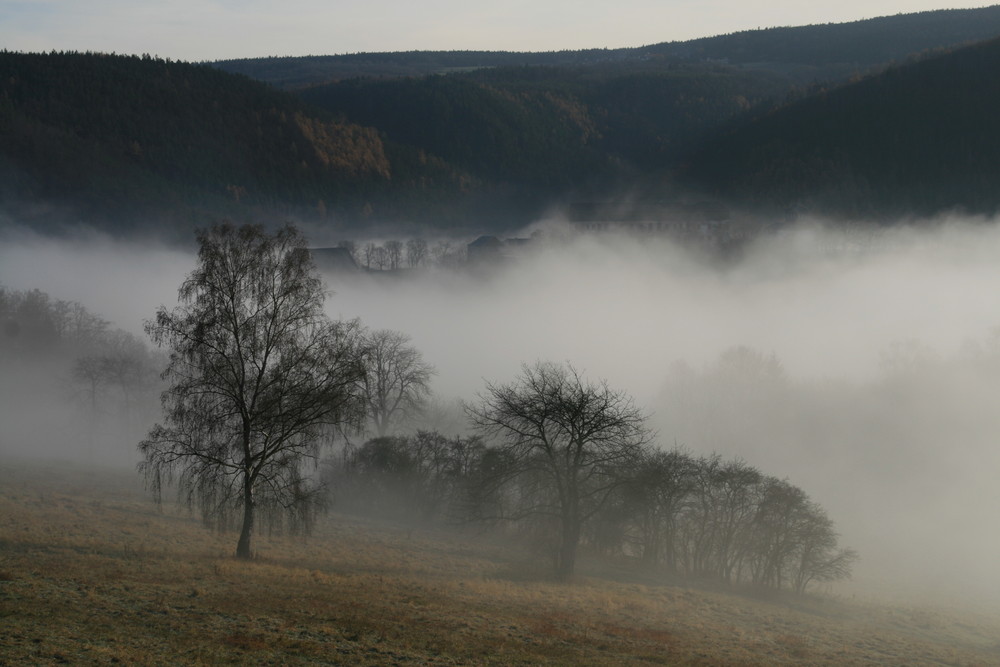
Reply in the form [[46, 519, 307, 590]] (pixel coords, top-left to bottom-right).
[[469, 362, 652, 465]]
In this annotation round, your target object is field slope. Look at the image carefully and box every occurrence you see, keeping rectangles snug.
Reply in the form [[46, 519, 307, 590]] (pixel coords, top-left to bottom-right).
[[1, 458, 999, 665]]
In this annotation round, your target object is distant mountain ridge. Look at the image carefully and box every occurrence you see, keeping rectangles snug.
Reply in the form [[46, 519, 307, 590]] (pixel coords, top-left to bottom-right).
[[214, 6, 1000, 89]]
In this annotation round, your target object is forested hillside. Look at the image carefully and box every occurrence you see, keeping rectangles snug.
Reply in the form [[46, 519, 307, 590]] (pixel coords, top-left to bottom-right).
[[298, 63, 787, 190], [681, 35, 1000, 219], [6, 6, 1000, 236], [0, 51, 475, 235], [0, 50, 786, 234], [301, 74, 607, 190]]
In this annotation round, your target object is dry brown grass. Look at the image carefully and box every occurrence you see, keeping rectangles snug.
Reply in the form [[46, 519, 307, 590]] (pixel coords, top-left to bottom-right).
[[2, 457, 1000, 665]]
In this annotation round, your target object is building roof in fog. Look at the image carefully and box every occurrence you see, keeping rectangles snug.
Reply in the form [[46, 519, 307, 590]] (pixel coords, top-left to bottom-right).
[[468, 235, 503, 248]]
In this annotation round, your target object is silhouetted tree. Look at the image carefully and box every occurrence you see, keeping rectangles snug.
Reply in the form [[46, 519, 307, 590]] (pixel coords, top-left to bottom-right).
[[384, 240, 403, 270], [139, 223, 366, 559], [406, 238, 428, 267], [372, 245, 389, 271], [358, 328, 435, 436], [791, 506, 859, 593], [624, 448, 700, 569], [467, 361, 653, 578], [362, 242, 377, 269]]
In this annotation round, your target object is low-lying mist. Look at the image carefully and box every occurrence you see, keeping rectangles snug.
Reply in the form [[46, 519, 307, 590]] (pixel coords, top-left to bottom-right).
[[3, 217, 1000, 607]]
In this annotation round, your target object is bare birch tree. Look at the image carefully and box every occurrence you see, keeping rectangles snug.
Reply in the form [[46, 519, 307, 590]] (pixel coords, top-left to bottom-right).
[[139, 223, 366, 559]]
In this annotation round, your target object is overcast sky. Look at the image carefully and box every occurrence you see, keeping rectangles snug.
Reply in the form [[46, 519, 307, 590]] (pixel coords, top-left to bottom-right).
[[1, 1, 997, 62]]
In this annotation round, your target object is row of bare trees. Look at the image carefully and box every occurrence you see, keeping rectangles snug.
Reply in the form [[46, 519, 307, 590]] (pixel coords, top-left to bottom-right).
[[1, 286, 110, 353], [72, 330, 162, 453], [338, 238, 465, 270], [1, 285, 163, 460], [597, 452, 857, 593], [328, 431, 485, 522], [327, 427, 855, 593], [324, 360, 855, 591], [1, 286, 163, 411]]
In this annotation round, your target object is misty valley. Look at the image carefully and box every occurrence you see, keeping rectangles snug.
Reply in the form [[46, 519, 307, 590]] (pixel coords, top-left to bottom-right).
[[4, 220, 1000, 664], [8, 5, 1000, 661]]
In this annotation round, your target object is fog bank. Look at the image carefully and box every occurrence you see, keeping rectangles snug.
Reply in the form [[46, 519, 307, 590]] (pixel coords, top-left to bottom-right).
[[4, 218, 1000, 605], [326, 219, 1000, 605], [330, 220, 1000, 400]]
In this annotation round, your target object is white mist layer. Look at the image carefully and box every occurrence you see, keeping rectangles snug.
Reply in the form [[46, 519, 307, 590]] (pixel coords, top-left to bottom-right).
[[0, 227, 191, 335], [327, 220, 1000, 606], [329, 222, 1000, 400], [4, 218, 1000, 605]]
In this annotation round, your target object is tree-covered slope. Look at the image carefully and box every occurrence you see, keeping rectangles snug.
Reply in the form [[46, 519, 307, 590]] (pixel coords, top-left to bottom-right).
[[299, 63, 789, 195], [680, 35, 1000, 219], [0, 51, 470, 234], [300, 74, 606, 189], [8, 3, 1000, 238], [0, 51, 788, 234]]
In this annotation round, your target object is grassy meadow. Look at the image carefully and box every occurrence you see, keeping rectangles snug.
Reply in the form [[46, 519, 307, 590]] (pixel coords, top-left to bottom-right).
[[1, 457, 1000, 665]]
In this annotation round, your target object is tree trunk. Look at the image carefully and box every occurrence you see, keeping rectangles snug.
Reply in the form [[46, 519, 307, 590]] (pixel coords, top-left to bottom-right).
[[664, 523, 677, 572], [641, 514, 660, 568], [236, 474, 255, 559], [556, 516, 581, 579]]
